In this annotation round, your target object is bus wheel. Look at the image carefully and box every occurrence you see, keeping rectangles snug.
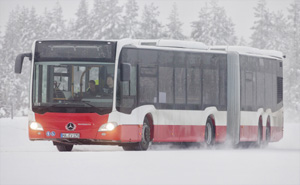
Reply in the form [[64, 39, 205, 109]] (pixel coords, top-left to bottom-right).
[[122, 117, 151, 151], [56, 144, 73, 152], [266, 125, 270, 143], [256, 119, 263, 147], [205, 118, 215, 147], [139, 118, 151, 150], [122, 144, 136, 151], [264, 120, 271, 146]]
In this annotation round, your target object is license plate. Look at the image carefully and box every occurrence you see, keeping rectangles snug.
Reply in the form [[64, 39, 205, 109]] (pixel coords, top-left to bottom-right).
[[61, 133, 80, 138]]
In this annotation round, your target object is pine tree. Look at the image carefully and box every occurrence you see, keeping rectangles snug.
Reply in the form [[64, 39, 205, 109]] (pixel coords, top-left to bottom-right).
[[52, 2, 67, 38], [73, 0, 91, 39], [41, 2, 67, 39], [90, 0, 124, 39], [166, 3, 185, 40], [90, 0, 106, 39], [250, 0, 272, 49], [268, 11, 289, 51], [191, 1, 236, 45], [285, 0, 300, 121], [191, 4, 211, 44], [101, 0, 123, 39], [0, 27, 6, 117], [237, 37, 248, 46], [288, 0, 300, 68], [1, 7, 29, 117], [123, 0, 139, 38], [139, 3, 162, 39]]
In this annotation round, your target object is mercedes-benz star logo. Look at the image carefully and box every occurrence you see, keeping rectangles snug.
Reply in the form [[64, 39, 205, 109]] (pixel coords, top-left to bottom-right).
[[66, 122, 76, 131]]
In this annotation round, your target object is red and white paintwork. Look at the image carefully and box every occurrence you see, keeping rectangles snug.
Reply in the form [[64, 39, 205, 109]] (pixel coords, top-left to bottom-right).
[[27, 39, 283, 145], [28, 104, 283, 144]]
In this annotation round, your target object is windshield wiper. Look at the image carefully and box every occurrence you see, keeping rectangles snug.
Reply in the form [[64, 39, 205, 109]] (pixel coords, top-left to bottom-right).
[[34, 103, 82, 110], [33, 101, 110, 114], [68, 100, 106, 112]]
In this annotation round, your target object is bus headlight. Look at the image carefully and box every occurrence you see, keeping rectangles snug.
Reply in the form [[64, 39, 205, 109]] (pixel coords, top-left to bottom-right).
[[29, 121, 44, 131], [98, 122, 118, 131]]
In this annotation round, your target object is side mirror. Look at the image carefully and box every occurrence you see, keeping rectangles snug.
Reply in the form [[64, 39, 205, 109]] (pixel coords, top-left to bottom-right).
[[120, 63, 131, 82], [15, 53, 32, 74]]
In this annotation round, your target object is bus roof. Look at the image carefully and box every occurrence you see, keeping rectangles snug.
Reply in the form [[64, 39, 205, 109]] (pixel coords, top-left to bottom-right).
[[33, 39, 284, 60], [138, 39, 209, 50], [121, 39, 225, 54], [210, 46, 284, 60], [119, 39, 284, 60]]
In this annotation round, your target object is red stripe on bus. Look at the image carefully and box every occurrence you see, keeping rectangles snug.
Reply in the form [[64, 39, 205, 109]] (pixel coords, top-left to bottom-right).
[[31, 113, 283, 143]]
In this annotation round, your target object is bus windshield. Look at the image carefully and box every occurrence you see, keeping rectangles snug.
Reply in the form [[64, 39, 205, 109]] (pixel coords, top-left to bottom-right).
[[32, 61, 115, 115]]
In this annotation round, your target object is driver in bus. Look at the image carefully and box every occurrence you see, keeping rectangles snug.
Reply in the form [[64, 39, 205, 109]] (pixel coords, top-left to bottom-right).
[[102, 75, 114, 95], [53, 81, 65, 99], [86, 80, 100, 97]]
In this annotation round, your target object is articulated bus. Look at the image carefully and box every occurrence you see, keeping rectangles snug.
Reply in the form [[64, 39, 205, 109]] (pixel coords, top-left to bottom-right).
[[15, 39, 283, 151]]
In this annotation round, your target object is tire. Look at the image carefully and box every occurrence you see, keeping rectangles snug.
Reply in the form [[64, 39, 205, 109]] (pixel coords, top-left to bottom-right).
[[205, 118, 215, 147], [256, 121, 263, 147], [264, 120, 271, 147], [122, 144, 137, 151], [56, 144, 73, 152], [266, 125, 270, 143], [122, 117, 151, 151]]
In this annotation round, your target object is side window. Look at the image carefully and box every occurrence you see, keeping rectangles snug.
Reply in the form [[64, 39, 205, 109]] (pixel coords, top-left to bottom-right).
[[139, 67, 158, 103], [117, 48, 138, 113], [158, 51, 174, 104], [139, 49, 158, 65], [187, 53, 201, 105], [219, 54, 227, 107], [245, 71, 254, 109], [139, 50, 158, 104], [174, 52, 186, 104], [264, 59, 273, 109], [256, 58, 265, 109], [240, 56, 257, 111], [203, 54, 219, 106]]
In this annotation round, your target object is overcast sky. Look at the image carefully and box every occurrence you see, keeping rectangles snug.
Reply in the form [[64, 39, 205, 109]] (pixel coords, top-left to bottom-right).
[[0, 0, 293, 41]]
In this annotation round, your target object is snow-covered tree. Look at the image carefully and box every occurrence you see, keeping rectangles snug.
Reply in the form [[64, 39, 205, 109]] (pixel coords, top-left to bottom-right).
[[40, 2, 67, 39], [90, 0, 106, 39], [0, 26, 6, 117], [101, 0, 123, 39], [250, 0, 272, 49], [90, 0, 123, 39], [123, 0, 139, 38], [72, 0, 91, 39], [0, 7, 33, 117], [284, 0, 300, 122], [237, 37, 248, 46], [191, 1, 237, 45], [190, 4, 211, 44], [138, 3, 163, 39], [267, 11, 289, 51], [287, 0, 300, 68], [166, 3, 185, 40]]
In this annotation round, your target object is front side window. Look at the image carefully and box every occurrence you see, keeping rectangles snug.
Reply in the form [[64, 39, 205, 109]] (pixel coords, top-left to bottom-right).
[[33, 61, 115, 114]]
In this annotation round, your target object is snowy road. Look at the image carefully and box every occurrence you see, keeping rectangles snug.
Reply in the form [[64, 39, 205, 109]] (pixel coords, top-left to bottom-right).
[[0, 117, 299, 185]]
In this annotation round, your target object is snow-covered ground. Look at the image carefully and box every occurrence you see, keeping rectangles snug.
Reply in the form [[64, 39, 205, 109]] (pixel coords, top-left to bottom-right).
[[0, 117, 299, 185]]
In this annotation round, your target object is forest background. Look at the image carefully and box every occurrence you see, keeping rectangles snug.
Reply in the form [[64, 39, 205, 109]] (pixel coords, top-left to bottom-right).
[[0, 0, 299, 122]]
